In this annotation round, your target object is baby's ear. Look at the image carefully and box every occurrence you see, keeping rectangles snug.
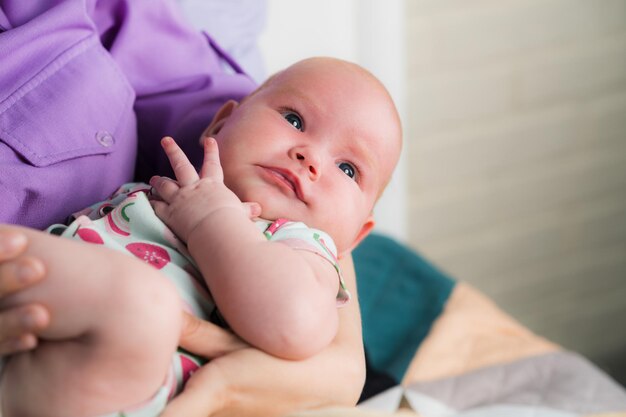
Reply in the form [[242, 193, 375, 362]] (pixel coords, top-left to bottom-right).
[[339, 216, 375, 259], [201, 100, 239, 140]]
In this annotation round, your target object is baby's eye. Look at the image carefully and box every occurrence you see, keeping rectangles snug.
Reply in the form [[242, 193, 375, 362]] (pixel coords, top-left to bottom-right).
[[283, 111, 303, 131], [337, 162, 357, 181]]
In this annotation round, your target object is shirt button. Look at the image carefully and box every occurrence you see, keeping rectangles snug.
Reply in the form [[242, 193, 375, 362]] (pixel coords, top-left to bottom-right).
[[95, 130, 115, 147]]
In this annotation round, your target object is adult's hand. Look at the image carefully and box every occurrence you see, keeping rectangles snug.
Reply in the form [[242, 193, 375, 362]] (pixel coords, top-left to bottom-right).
[[160, 256, 366, 417], [0, 227, 50, 355], [179, 312, 249, 359]]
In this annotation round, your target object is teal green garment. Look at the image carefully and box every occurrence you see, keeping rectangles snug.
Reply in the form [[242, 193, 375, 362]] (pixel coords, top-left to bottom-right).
[[353, 233, 456, 382]]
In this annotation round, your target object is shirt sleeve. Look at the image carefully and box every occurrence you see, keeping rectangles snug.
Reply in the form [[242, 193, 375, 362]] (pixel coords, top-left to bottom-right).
[[177, 0, 268, 83], [261, 219, 351, 306], [110, 1, 258, 181]]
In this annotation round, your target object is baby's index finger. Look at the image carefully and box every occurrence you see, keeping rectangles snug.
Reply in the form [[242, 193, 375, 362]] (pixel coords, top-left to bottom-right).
[[161, 137, 199, 186], [199, 137, 224, 181]]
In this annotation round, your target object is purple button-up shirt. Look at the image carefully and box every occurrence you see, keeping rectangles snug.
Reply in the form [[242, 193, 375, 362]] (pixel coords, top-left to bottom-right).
[[0, 0, 257, 229]]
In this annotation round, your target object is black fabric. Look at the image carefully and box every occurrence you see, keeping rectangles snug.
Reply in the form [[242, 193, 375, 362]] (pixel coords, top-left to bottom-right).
[[358, 348, 399, 403]]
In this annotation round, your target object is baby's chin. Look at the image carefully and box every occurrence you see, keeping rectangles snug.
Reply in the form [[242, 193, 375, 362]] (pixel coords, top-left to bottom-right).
[[255, 206, 288, 221], [255, 204, 306, 223], [256, 207, 320, 234]]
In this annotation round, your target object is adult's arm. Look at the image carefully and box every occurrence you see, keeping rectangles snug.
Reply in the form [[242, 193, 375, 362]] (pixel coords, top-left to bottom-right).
[[0, 0, 256, 228], [161, 255, 366, 417]]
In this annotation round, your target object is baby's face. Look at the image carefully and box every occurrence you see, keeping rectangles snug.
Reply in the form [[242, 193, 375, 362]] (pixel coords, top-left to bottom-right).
[[206, 58, 401, 255]]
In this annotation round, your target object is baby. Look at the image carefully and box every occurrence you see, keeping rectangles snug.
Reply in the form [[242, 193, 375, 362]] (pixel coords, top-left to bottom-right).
[[0, 57, 402, 417]]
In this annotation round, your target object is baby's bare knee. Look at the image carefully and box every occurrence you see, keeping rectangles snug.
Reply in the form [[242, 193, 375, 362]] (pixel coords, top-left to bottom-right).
[[106, 259, 182, 349]]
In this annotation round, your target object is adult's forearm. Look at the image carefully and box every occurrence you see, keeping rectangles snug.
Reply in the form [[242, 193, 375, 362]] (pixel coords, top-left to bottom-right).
[[164, 313, 365, 417], [210, 343, 365, 417]]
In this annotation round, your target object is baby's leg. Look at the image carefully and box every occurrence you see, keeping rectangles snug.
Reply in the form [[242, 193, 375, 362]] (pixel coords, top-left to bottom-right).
[[0, 225, 182, 417]]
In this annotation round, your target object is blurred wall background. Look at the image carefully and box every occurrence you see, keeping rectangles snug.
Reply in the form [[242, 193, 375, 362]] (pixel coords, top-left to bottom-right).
[[187, 0, 626, 384], [405, 0, 626, 383]]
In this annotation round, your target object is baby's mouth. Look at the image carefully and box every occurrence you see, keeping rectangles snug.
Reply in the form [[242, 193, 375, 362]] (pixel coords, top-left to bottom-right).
[[260, 166, 305, 202]]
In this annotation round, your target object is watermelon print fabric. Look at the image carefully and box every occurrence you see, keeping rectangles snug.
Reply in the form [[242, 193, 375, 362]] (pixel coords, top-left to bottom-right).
[[46, 183, 347, 416]]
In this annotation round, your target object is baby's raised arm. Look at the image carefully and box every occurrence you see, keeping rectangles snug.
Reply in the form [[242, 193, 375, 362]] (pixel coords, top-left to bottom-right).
[[151, 137, 340, 360]]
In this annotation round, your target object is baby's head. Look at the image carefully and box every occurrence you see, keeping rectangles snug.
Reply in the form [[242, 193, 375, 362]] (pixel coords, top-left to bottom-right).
[[203, 57, 402, 256]]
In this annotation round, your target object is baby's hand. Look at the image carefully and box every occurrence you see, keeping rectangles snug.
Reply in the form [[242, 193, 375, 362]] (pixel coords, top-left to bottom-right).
[[150, 137, 261, 242]]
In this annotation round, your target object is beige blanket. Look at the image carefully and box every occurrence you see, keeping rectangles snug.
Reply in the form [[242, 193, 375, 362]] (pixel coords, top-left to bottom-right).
[[286, 283, 626, 417]]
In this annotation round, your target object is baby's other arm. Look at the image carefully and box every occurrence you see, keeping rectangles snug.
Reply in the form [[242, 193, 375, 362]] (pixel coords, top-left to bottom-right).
[[151, 138, 341, 360]]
